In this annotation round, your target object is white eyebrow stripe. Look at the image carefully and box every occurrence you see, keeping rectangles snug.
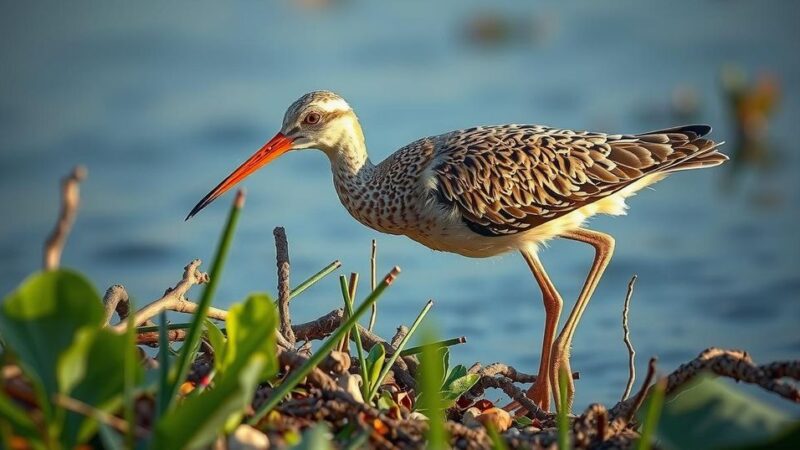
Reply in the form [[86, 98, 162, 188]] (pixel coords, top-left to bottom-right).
[[317, 97, 351, 112]]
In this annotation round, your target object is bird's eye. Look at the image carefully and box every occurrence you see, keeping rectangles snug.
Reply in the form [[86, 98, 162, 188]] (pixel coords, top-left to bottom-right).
[[303, 112, 321, 125]]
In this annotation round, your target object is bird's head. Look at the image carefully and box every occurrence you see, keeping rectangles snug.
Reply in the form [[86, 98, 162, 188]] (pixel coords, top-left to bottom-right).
[[186, 90, 362, 219]]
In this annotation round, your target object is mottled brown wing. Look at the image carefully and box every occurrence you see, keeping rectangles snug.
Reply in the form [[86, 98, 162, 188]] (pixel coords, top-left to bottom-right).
[[432, 124, 725, 236]]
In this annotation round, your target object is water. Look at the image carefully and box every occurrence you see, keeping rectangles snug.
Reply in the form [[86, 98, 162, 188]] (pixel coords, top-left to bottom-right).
[[1, 1, 799, 410]]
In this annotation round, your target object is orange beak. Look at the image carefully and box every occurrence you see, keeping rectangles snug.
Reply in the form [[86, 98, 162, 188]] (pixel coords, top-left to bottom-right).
[[186, 132, 294, 220]]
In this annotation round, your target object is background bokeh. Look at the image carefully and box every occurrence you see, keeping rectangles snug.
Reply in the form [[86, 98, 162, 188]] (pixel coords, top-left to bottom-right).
[[1, 1, 798, 410]]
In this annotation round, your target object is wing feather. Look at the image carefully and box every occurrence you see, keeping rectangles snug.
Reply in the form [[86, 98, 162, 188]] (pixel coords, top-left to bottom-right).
[[432, 124, 725, 236]]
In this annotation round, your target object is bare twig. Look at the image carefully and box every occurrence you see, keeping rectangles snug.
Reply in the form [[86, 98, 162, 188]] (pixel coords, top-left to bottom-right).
[[621, 275, 637, 401], [43, 165, 86, 270], [55, 393, 147, 438], [369, 239, 378, 331], [573, 403, 609, 447], [610, 357, 657, 432], [465, 375, 550, 420], [390, 326, 409, 349], [102, 284, 129, 326], [274, 227, 295, 344], [112, 260, 212, 331], [611, 348, 800, 422], [293, 308, 345, 341]]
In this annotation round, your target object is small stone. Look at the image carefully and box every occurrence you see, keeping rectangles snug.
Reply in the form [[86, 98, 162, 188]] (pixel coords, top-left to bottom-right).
[[338, 373, 364, 403], [228, 424, 269, 450], [408, 411, 429, 421], [476, 407, 513, 432], [462, 407, 482, 428]]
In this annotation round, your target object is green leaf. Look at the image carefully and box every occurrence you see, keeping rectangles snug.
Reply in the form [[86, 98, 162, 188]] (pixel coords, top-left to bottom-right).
[[638, 375, 794, 450], [204, 318, 227, 372], [152, 355, 266, 450], [365, 344, 385, 392], [221, 293, 278, 380], [291, 424, 332, 450], [417, 327, 449, 449], [0, 270, 103, 405], [62, 328, 143, 446], [442, 364, 467, 390], [377, 391, 397, 411], [441, 373, 480, 407], [514, 416, 533, 427]]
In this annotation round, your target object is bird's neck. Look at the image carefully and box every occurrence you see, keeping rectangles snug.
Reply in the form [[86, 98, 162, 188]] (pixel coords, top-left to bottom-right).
[[320, 116, 375, 184]]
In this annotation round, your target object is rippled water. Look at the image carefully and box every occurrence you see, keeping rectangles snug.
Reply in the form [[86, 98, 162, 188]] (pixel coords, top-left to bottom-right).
[[1, 1, 798, 410]]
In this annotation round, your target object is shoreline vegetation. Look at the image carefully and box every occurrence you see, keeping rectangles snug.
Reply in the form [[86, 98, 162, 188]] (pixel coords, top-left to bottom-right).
[[1, 166, 798, 449]]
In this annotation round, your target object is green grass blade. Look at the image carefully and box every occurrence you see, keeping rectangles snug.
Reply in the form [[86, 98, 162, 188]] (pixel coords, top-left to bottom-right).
[[166, 190, 243, 411], [155, 311, 171, 418], [339, 276, 369, 400], [290, 260, 341, 300], [637, 379, 666, 450], [249, 267, 401, 424], [367, 300, 433, 401], [417, 327, 449, 450], [557, 368, 571, 450], [123, 296, 137, 450], [399, 336, 466, 357]]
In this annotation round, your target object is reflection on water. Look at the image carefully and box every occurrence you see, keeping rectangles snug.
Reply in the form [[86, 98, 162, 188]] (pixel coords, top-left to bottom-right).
[[1, 1, 799, 410]]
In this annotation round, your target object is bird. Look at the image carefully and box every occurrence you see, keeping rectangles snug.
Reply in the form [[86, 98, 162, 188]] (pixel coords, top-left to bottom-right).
[[187, 90, 727, 412]]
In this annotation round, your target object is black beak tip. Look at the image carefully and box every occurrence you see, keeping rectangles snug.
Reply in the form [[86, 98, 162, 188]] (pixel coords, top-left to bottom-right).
[[185, 198, 210, 221]]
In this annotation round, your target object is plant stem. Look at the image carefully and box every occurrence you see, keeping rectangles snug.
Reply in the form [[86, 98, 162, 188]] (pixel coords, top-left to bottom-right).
[[166, 190, 243, 410], [340, 275, 369, 400], [368, 239, 377, 331], [367, 300, 433, 401], [249, 267, 400, 424], [399, 336, 466, 357], [557, 368, 571, 450], [289, 260, 342, 300]]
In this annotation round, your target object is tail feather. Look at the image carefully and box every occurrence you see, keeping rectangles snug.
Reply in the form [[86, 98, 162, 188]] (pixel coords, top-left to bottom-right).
[[637, 124, 728, 173]]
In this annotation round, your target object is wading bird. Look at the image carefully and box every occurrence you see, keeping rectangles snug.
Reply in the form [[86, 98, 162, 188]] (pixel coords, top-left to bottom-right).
[[187, 91, 726, 411]]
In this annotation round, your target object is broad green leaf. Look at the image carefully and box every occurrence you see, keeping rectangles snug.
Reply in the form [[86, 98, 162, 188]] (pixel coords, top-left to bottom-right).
[[63, 328, 143, 446], [0, 270, 103, 405], [152, 355, 265, 450], [221, 293, 278, 380], [441, 373, 480, 406], [442, 364, 467, 390], [365, 344, 385, 391], [291, 423, 332, 450], [638, 375, 794, 450]]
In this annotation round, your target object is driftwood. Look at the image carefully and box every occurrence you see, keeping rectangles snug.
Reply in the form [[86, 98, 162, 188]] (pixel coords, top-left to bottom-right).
[[43, 165, 86, 271]]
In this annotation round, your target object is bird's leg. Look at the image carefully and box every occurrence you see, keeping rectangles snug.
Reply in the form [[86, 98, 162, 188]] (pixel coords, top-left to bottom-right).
[[550, 228, 615, 412], [507, 247, 563, 413]]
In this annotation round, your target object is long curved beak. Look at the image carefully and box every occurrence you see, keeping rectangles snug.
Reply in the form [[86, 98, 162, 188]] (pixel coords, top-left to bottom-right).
[[186, 132, 294, 220]]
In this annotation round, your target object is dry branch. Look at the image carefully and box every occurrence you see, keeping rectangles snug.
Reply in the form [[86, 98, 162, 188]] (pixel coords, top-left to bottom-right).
[[465, 375, 549, 420], [112, 260, 214, 331], [43, 165, 86, 271], [620, 275, 637, 401], [102, 284, 129, 326], [610, 347, 800, 421], [274, 227, 295, 344]]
